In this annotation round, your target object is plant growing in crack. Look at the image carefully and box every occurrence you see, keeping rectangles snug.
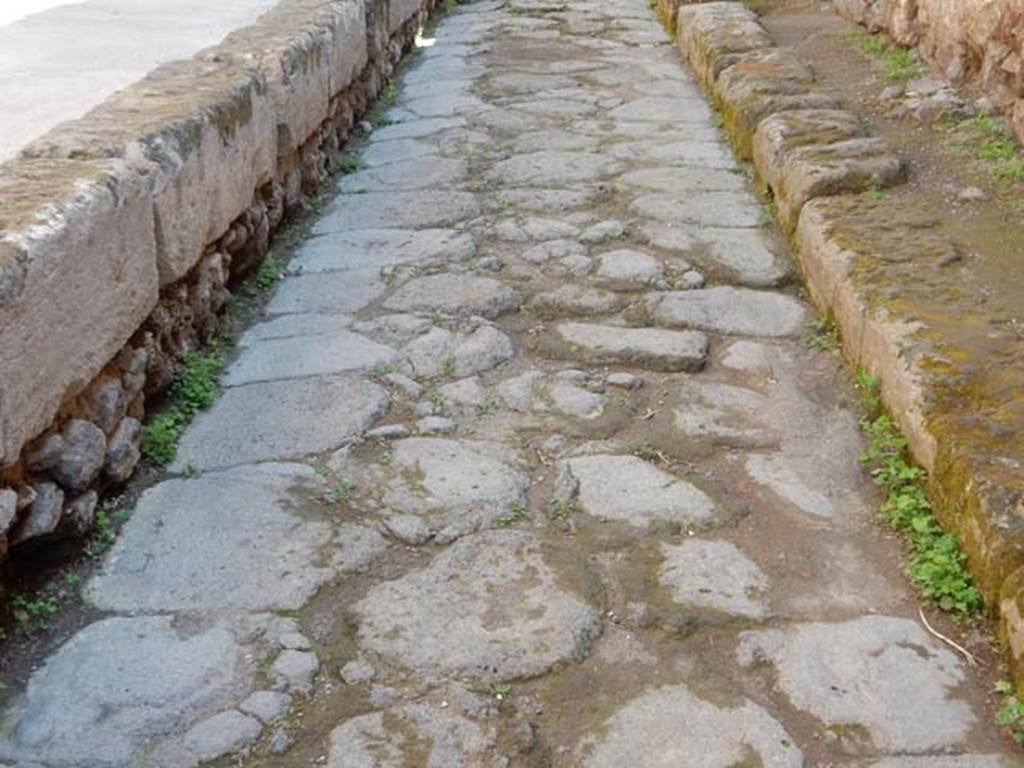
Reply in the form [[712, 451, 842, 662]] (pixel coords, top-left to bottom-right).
[[497, 501, 531, 526], [995, 681, 1024, 743]]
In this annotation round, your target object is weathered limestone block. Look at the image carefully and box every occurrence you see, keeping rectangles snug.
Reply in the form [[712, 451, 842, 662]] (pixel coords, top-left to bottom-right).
[[714, 48, 843, 157], [212, 0, 369, 160], [676, 2, 773, 89], [0, 158, 158, 468], [22, 60, 278, 286], [753, 109, 904, 232]]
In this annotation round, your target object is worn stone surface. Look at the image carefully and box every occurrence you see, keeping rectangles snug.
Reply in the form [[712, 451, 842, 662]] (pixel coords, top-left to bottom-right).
[[356, 530, 600, 679], [648, 286, 808, 337], [577, 684, 802, 767], [172, 376, 388, 470], [659, 539, 768, 618], [564, 454, 716, 527], [737, 616, 976, 753], [385, 274, 520, 318], [0, 616, 248, 766], [87, 464, 336, 612], [554, 322, 708, 371]]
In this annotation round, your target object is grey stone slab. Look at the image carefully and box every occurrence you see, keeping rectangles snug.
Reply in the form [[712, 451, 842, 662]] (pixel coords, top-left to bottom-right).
[[225, 324, 402, 386], [577, 685, 802, 767], [180, 710, 261, 762], [380, 437, 530, 542], [594, 249, 664, 287], [609, 97, 714, 123], [617, 166, 746, 194], [359, 138, 437, 168], [641, 224, 792, 287], [868, 758, 1020, 768], [546, 381, 607, 419], [242, 313, 352, 340], [737, 616, 977, 753], [384, 274, 520, 318], [87, 464, 336, 612], [338, 156, 467, 192], [631, 192, 761, 227], [488, 151, 623, 186], [328, 705, 494, 768], [368, 117, 466, 141], [239, 691, 291, 725], [267, 270, 385, 315], [554, 322, 708, 372], [674, 380, 774, 448], [564, 454, 715, 527], [648, 286, 808, 337], [316, 190, 480, 230], [355, 530, 600, 678], [172, 375, 388, 470], [297, 228, 476, 272], [529, 285, 622, 317], [659, 539, 767, 618], [0, 616, 248, 767]]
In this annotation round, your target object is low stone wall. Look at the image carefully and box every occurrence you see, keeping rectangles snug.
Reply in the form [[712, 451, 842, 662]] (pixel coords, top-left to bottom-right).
[[833, 0, 1024, 142], [673, 1, 1024, 683], [0, 0, 435, 555]]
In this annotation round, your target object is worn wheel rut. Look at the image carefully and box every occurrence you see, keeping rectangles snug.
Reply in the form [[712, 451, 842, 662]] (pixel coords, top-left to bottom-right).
[[1, 0, 1019, 766]]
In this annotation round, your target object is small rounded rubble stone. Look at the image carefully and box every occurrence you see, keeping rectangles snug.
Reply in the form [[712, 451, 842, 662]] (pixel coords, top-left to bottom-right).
[[182, 710, 262, 762], [104, 417, 142, 484], [11, 482, 64, 546], [272, 650, 319, 695], [52, 419, 107, 492], [239, 691, 291, 724]]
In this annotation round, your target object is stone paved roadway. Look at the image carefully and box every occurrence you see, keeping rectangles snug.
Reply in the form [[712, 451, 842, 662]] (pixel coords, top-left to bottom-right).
[[1, 0, 1021, 766]]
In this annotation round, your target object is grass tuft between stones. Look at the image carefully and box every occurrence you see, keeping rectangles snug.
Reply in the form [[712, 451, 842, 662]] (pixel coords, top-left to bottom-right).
[[855, 369, 983, 620], [848, 28, 922, 81]]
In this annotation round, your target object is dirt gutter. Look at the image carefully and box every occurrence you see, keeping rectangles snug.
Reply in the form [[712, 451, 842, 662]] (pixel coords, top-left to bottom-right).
[[669, 1, 1024, 682]]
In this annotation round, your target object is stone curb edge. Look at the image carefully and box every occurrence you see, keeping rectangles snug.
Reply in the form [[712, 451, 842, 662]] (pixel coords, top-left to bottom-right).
[[670, 1, 1024, 681], [0, 0, 434, 549]]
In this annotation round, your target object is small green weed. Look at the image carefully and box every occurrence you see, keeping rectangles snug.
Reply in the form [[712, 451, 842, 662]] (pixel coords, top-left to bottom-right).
[[550, 499, 573, 520], [498, 501, 531, 527], [804, 315, 841, 355], [381, 82, 397, 104], [476, 399, 500, 417], [83, 502, 128, 558], [848, 28, 921, 81], [857, 371, 982, 619], [487, 681, 512, 699], [441, 358, 457, 378], [255, 253, 280, 292], [141, 348, 225, 465], [339, 155, 361, 174], [863, 180, 885, 202], [994, 158, 1024, 182], [996, 681, 1024, 743]]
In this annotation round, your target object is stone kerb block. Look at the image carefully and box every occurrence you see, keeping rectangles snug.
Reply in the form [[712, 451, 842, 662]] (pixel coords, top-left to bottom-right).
[[22, 60, 278, 286], [0, 158, 158, 467], [210, 0, 369, 161], [676, 2, 773, 89]]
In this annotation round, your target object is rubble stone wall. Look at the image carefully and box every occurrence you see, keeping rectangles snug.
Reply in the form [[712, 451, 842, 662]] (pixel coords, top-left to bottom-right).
[[0, 0, 435, 555], [834, 0, 1024, 141]]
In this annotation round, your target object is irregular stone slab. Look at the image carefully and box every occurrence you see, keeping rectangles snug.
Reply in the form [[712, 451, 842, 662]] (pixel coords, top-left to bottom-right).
[[594, 249, 664, 287], [297, 228, 476, 272], [648, 287, 807, 337], [529, 285, 622, 317], [659, 539, 767, 618], [609, 97, 713, 123], [488, 150, 622, 185], [546, 381, 607, 420], [577, 684, 802, 767], [641, 224, 791, 287], [359, 138, 437, 168], [631, 191, 761, 227], [338, 156, 467, 192], [0, 616, 247, 767], [746, 453, 836, 518], [381, 438, 530, 542], [180, 710, 262, 763], [617, 166, 746, 194], [267, 271, 385, 315], [317, 190, 480, 230], [87, 464, 335, 612], [564, 455, 715, 527], [385, 274, 520, 318], [404, 325, 515, 378], [870, 757, 1016, 768], [355, 530, 600, 678], [369, 117, 466, 141], [328, 705, 495, 768], [737, 616, 976, 753], [225, 323, 402, 386], [554, 322, 708, 372], [173, 375, 388, 470], [674, 380, 774, 447]]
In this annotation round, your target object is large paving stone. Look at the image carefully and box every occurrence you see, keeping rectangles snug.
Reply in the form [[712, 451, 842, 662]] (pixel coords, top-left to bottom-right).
[[487, 150, 622, 185], [870, 758, 1019, 767], [381, 438, 530, 543], [87, 464, 336, 612], [328, 705, 494, 767], [384, 274, 520, 318], [404, 325, 515, 378], [338, 156, 467, 192], [609, 97, 713, 123], [737, 616, 976, 753], [641, 224, 791, 287], [631, 192, 761, 227], [267, 271, 386, 315], [0, 616, 248, 767], [647, 286, 808, 337], [554, 322, 708, 372], [577, 684, 802, 767], [674, 380, 774, 448], [355, 529, 600, 679], [316, 190, 480, 230], [659, 539, 767, 618], [172, 375, 388, 470], [564, 454, 715, 527], [297, 228, 476, 272], [225, 321, 402, 386]]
